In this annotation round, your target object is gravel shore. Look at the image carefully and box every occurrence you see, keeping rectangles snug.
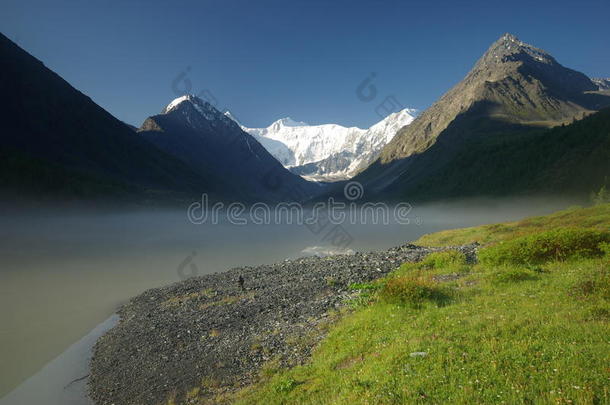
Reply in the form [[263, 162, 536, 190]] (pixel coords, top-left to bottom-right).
[[88, 243, 477, 405]]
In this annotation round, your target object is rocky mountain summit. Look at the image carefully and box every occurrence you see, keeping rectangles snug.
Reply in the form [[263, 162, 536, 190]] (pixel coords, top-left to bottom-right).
[[378, 33, 604, 165]]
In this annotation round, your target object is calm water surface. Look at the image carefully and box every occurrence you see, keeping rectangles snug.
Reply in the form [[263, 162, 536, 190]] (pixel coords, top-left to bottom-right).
[[0, 198, 576, 404]]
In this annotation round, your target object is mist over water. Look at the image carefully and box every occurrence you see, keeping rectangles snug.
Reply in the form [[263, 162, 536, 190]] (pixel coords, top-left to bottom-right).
[[0, 197, 579, 402]]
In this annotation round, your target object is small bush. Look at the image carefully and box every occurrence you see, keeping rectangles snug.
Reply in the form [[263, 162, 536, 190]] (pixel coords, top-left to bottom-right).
[[420, 250, 468, 270], [488, 267, 540, 284], [479, 228, 610, 266], [600, 242, 610, 257], [381, 273, 451, 308], [272, 376, 298, 393], [571, 275, 610, 300], [348, 282, 381, 307], [590, 185, 610, 206], [348, 282, 380, 291], [570, 260, 610, 301]]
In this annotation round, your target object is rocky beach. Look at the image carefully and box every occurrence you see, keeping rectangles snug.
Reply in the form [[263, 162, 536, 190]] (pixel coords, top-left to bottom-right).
[[88, 243, 477, 404]]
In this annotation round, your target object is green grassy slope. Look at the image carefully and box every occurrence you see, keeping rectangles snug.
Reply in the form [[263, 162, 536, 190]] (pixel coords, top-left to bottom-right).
[[416, 203, 610, 247], [232, 204, 610, 405]]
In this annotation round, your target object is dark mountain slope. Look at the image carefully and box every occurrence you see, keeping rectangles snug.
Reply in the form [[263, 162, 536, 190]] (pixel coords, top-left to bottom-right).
[[391, 107, 610, 201], [139, 95, 318, 203], [0, 33, 213, 200]]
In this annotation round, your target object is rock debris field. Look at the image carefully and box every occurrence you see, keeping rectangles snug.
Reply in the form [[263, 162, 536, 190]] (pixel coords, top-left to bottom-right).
[[89, 243, 477, 404]]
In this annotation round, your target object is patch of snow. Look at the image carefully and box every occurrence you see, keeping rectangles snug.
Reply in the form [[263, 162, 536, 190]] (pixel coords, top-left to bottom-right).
[[165, 95, 194, 113], [223, 110, 241, 126]]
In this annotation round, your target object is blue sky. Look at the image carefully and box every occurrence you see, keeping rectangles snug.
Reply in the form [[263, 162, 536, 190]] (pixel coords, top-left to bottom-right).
[[1, 0, 609, 128]]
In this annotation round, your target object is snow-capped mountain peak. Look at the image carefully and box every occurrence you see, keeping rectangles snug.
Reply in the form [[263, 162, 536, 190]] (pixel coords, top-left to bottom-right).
[[164, 94, 217, 118], [164, 94, 203, 113], [162, 95, 240, 131], [368, 108, 419, 144], [228, 108, 417, 181], [273, 117, 308, 128]]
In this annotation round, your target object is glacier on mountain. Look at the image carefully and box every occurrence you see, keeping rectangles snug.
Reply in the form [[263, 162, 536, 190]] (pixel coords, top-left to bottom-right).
[[228, 109, 417, 181]]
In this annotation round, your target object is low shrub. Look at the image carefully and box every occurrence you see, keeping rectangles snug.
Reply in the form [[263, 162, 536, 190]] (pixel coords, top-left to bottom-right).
[[488, 267, 540, 284], [571, 269, 610, 301], [420, 250, 468, 270], [479, 228, 610, 266], [272, 376, 298, 393], [348, 282, 381, 307], [381, 273, 451, 308], [600, 242, 610, 257], [348, 282, 380, 291], [590, 185, 610, 206]]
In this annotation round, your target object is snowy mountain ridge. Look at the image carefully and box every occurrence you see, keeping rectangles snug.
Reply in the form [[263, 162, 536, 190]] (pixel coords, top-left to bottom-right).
[[227, 108, 417, 181]]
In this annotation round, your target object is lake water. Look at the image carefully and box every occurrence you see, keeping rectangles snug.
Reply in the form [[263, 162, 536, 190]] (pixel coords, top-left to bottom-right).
[[0, 197, 577, 404]]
